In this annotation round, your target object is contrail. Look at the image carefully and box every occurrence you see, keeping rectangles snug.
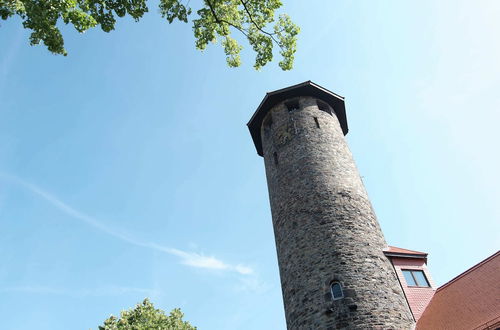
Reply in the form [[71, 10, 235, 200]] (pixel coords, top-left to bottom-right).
[[0, 173, 253, 275]]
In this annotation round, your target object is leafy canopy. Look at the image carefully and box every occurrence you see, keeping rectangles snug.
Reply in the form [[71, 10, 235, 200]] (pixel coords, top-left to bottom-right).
[[0, 0, 299, 70], [98, 298, 196, 330]]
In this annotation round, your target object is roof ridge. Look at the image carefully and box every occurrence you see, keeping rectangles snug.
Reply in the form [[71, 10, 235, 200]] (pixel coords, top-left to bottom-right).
[[437, 250, 500, 292]]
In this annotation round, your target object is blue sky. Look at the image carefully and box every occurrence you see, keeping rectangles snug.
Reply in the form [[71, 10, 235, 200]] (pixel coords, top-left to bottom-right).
[[1, 0, 499, 329]]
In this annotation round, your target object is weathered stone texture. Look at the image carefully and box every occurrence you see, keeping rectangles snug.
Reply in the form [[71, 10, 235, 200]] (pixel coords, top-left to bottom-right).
[[260, 96, 415, 329]]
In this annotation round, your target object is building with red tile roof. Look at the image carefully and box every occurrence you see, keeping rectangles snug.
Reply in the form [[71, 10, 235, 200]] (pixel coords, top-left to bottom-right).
[[416, 251, 500, 330], [384, 246, 435, 321], [385, 246, 428, 257], [385, 247, 500, 329]]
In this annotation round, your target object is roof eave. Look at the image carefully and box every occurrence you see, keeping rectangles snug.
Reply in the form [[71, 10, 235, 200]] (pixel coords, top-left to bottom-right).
[[383, 251, 428, 259]]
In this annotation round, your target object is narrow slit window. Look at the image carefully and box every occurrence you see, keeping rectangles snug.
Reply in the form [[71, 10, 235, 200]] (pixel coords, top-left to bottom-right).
[[317, 100, 332, 115], [314, 117, 320, 128], [273, 152, 279, 166], [285, 99, 300, 112], [330, 282, 344, 300]]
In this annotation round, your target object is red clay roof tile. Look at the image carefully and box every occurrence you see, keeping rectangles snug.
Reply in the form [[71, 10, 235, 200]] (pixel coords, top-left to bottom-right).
[[417, 251, 500, 330], [384, 246, 428, 256]]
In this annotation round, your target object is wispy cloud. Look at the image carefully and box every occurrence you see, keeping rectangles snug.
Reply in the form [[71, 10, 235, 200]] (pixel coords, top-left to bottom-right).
[[0, 285, 157, 297], [0, 173, 253, 276], [163, 247, 253, 275]]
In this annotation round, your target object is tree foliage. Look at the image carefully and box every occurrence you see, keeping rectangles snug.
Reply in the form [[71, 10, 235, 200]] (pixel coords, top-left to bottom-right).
[[0, 0, 299, 69], [98, 298, 196, 330]]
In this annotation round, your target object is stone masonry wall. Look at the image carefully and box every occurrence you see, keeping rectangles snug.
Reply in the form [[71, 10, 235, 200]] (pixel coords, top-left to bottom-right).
[[260, 96, 415, 329]]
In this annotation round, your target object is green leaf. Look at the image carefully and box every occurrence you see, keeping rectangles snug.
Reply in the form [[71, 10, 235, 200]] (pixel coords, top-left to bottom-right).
[[98, 298, 197, 330], [1, 0, 299, 70]]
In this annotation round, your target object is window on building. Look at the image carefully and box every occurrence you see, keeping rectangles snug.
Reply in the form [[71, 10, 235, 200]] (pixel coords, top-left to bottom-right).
[[285, 99, 300, 112], [316, 99, 332, 115], [314, 117, 320, 128], [402, 270, 430, 287], [330, 282, 344, 300]]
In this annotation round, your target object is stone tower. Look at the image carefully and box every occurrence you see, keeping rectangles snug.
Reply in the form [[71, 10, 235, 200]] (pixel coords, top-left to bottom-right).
[[247, 81, 415, 329]]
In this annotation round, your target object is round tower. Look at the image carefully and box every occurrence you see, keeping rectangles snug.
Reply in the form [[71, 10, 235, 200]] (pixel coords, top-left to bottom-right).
[[247, 81, 415, 329]]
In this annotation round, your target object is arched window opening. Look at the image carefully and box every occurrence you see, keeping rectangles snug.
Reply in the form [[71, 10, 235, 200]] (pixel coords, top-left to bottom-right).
[[330, 282, 344, 300], [317, 100, 332, 115]]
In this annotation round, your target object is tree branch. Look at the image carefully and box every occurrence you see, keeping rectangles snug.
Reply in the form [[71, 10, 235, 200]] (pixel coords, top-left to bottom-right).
[[205, 0, 250, 39], [238, 0, 282, 47]]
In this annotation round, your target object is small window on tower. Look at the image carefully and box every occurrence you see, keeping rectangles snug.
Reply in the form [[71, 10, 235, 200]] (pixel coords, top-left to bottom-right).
[[317, 100, 332, 115], [285, 99, 300, 112], [314, 117, 320, 128], [402, 270, 430, 287], [330, 282, 344, 300]]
